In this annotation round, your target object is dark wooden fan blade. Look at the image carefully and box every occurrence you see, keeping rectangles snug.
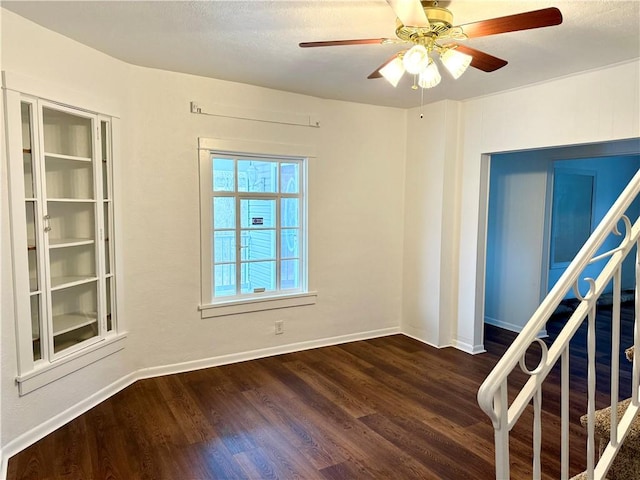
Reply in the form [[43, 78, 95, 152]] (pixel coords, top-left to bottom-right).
[[450, 44, 508, 72], [299, 38, 391, 48], [367, 53, 403, 79], [459, 7, 562, 39], [386, 0, 429, 27]]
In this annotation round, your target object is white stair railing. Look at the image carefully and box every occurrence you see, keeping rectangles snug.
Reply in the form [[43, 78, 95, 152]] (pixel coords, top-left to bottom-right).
[[478, 169, 640, 479]]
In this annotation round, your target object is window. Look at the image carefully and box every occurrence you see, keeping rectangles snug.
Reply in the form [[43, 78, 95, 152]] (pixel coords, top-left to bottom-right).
[[199, 139, 316, 317]]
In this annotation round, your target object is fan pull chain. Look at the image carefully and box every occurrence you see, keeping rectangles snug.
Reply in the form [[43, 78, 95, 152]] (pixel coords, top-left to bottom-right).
[[420, 84, 424, 119]]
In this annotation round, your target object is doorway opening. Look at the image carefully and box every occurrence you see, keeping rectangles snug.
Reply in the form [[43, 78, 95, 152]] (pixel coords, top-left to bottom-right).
[[482, 139, 640, 347]]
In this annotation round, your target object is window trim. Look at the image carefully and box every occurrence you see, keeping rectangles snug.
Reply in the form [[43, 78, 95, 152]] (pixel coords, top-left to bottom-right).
[[199, 292, 318, 318], [198, 138, 317, 318]]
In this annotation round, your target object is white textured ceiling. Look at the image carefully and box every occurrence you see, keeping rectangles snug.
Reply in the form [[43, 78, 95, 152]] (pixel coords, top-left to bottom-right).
[[2, 0, 639, 108]]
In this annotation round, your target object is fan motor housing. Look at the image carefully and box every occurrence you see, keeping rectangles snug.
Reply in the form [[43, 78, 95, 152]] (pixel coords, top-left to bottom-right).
[[395, 4, 454, 42], [423, 5, 453, 27]]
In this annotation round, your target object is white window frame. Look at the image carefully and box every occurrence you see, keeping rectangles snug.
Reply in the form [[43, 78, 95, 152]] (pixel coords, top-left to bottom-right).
[[198, 138, 317, 318]]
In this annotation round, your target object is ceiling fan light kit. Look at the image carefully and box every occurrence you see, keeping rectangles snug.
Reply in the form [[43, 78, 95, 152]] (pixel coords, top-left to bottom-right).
[[418, 59, 441, 89], [403, 44, 430, 74], [440, 48, 473, 79], [299, 0, 563, 93], [379, 56, 406, 87]]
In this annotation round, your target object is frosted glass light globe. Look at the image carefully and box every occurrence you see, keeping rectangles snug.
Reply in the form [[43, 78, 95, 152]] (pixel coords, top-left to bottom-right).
[[402, 45, 430, 75], [441, 49, 472, 79], [418, 60, 441, 89]]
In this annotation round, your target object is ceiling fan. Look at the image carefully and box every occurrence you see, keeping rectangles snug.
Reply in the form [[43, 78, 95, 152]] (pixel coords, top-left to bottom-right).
[[299, 0, 563, 90]]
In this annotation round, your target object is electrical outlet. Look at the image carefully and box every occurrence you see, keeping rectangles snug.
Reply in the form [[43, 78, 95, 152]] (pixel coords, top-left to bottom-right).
[[275, 320, 284, 335]]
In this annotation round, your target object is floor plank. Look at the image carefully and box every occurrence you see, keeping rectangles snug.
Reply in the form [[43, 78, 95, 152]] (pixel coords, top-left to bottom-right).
[[7, 302, 636, 479]]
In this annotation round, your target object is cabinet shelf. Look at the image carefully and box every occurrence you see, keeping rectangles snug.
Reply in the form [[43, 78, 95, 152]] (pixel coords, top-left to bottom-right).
[[52, 312, 97, 336], [23, 148, 32, 154], [50, 275, 98, 290], [47, 198, 96, 203], [44, 152, 92, 163], [49, 238, 94, 248]]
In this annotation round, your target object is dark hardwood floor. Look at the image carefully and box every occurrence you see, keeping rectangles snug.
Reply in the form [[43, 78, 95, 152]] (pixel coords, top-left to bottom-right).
[[7, 304, 636, 480]]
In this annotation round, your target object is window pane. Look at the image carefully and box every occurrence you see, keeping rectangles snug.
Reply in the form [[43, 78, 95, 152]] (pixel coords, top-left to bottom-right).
[[241, 199, 275, 228], [281, 198, 299, 228], [31, 294, 42, 361], [240, 230, 275, 261], [21, 102, 35, 198], [213, 197, 235, 229], [281, 260, 299, 290], [106, 277, 114, 332], [205, 152, 305, 302], [214, 231, 236, 263], [281, 229, 299, 258], [26, 202, 39, 291], [213, 158, 235, 192], [101, 121, 110, 200], [281, 163, 299, 193], [104, 203, 111, 275], [214, 264, 236, 297], [241, 261, 276, 293], [238, 160, 277, 193], [51, 281, 98, 354]]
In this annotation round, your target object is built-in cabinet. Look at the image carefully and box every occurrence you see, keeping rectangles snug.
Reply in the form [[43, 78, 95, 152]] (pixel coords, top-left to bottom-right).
[[5, 79, 123, 394]]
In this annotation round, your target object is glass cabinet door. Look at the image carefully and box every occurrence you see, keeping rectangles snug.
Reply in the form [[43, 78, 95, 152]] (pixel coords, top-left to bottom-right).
[[100, 119, 116, 333], [21, 100, 44, 361], [41, 105, 100, 356]]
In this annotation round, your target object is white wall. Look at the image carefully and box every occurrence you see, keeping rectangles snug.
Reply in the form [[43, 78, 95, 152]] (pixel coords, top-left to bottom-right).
[[1, 8, 407, 457], [484, 153, 549, 333], [122, 66, 407, 372], [402, 100, 461, 347], [403, 62, 639, 351], [455, 62, 640, 352]]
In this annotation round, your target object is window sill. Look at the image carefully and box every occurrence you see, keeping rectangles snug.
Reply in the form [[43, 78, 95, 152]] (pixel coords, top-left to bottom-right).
[[16, 333, 127, 395], [199, 291, 318, 318]]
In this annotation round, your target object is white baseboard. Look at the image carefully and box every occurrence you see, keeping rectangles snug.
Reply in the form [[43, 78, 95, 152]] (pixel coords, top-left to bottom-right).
[[485, 316, 548, 338], [401, 331, 451, 349], [452, 338, 486, 355], [0, 326, 401, 476], [484, 316, 524, 333], [137, 326, 400, 380], [0, 372, 137, 480]]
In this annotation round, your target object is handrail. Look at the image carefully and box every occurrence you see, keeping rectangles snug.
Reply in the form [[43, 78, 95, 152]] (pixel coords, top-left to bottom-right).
[[478, 168, 640, 479]]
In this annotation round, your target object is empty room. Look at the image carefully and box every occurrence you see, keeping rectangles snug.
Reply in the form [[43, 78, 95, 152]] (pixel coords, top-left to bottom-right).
[[1, 1, 639, 479]]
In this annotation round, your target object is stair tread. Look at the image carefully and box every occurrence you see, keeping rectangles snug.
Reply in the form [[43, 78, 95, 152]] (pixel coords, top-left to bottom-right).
[[570, 472, 610, 480], [580, 398, 640, 448]]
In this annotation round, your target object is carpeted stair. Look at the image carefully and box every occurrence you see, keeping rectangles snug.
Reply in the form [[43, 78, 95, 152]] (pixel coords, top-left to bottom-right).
[[570, 346, 639, 480]]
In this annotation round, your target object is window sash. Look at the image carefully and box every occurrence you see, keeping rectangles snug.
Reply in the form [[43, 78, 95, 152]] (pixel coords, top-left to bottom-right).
[[207, 153, 305, 303]]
